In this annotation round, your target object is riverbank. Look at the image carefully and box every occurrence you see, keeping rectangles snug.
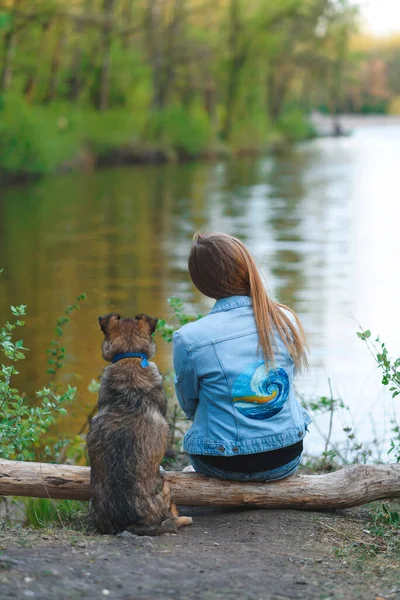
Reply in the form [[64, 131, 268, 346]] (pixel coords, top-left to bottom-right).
[[3, 110, 400, 186], [1, 504, 399, 600], [0, 97, 317, 185], [0, 142, 250, 185]]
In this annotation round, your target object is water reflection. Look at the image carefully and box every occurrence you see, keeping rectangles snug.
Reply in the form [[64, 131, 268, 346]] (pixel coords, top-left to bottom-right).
[[1, 125, 399, 450]]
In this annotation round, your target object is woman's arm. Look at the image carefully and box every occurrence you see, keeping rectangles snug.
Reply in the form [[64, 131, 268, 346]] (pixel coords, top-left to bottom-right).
[[172, 331, 199, 420]]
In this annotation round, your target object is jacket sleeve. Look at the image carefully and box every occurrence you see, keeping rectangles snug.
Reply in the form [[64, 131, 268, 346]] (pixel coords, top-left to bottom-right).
[[172, 331, 199, 420]]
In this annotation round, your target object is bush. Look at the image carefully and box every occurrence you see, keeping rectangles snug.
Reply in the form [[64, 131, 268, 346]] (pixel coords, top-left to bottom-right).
[[0, 281, 86, 461], [146, 105, 213, 156], [80, 108, 141, 156], [276, 108, 316, 143], [0, 96, 80, 177], [229, 110, 271, 152], [357, 330, 400, 463], [0, 95, 214, 176]]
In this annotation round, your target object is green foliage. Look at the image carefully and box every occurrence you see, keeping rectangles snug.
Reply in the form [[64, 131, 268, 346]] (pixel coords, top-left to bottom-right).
[[371, 502, 400, 534], [46, 294, 87, 380], [357, 329, 400, 463], [1, 0, 398, 182], [0, 0, 364, 177], [147, 106, 213, 156], [301, 327, 400, 472], [157, 297, 202, 343], [81, 109, 140, 155], [0, 98, 214, 177], [0, 96, 81, 177], [276, 108, 317, 142], [0, 279, 86, 461], [0, 97, 145, 177], [229, 110, 271, 152], [368, 502, 400, 556], [300, 386, 375, 469], [0, 304, 74, 460]]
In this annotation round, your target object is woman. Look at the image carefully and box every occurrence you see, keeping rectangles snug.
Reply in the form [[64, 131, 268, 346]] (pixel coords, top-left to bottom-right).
[[172, 232, 311, 481]]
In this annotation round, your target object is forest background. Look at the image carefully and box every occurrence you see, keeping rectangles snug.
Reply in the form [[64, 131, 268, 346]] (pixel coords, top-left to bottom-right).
[[1, 0, 400, 180]]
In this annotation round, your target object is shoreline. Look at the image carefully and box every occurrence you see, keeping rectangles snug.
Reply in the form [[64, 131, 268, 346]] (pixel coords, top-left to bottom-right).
[[3, 113, 400, 187], [0, 137, 305, 187]]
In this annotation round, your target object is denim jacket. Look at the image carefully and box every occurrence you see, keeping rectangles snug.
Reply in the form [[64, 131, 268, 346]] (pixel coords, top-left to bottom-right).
[[172, 295, 311, 457]]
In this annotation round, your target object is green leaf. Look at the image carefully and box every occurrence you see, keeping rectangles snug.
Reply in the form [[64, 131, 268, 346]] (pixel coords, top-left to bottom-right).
[[357, 330, 371, 341]]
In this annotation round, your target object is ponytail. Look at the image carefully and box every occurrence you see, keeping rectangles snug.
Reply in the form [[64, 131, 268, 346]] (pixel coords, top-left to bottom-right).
[[239, 242, 308, 371]]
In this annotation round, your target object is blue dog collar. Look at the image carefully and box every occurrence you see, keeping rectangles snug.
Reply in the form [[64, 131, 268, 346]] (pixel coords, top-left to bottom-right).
[[112, 352, 149, 368]]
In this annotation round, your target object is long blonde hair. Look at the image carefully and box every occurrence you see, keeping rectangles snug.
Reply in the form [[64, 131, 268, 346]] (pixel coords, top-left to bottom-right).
[[188, 232, 308, 371]]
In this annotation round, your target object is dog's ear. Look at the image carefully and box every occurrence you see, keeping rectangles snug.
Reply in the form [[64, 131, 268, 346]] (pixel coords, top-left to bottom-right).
[[98, 313, 121, 334], [135, 314, 158, 335]]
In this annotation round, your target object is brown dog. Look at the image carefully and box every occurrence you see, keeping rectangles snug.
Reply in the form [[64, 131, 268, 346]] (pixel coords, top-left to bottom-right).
[[87, 312, 192, 535]]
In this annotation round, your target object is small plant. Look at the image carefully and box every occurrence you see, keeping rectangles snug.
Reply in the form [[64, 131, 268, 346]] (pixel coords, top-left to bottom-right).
[[299, 381, 361, 470], [371, 503, 400, 535], [46, 294, 87, 382], [146, 105, 212, 156], [357, 329, 400, 463], [368, 502, 400, 556], [155, 297, 202, 459], [157, 297, 202, 343], [0, 274, 87, 461], [357, 330, 400, 398], [0, 304, 75, 461], [357, 329, 400, 554]]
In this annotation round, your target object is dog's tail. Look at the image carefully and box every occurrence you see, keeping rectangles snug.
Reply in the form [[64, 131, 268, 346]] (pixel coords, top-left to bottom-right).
[[126, 516, 193, 536]]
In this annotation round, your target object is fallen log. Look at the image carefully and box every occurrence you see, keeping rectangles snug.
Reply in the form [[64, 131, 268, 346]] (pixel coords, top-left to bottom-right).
[[0, 459, 399, 510]]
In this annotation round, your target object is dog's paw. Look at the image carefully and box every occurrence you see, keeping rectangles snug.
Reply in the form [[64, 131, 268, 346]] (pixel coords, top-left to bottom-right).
[[175, 516, 193, 528]]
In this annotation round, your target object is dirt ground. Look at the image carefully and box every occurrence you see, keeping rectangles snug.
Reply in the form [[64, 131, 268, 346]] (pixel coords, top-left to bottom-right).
[[0, 506, 399, 600]]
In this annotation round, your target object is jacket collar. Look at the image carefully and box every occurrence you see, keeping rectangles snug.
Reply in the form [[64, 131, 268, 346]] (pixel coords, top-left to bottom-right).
[[210, 295, 252, 314]]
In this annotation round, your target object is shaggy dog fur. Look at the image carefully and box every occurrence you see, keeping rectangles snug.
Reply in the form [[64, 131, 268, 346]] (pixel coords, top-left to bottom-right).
[[87, 312, 192, 535]]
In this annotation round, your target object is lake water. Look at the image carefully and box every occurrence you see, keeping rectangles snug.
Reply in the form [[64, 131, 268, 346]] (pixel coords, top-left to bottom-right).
[[1, 118, 400, 456]]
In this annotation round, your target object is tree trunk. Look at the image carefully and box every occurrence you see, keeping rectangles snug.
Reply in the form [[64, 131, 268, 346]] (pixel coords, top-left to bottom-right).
[[67, 0, 95, 102], [98, 0, 117, 111], [147, 0, 164, 110], [0, 460, 399, 510], [222, 0, 245, 140], [0, 30, 17, 92], [0, 0, 22, 93], [44, 25, 67, 103], [162, 0, 185, 109], [267, 64, 293, 122]]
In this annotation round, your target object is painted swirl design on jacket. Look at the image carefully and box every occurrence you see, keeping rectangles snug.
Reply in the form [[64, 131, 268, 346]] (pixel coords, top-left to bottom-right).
[[232, 363, 289, 420]]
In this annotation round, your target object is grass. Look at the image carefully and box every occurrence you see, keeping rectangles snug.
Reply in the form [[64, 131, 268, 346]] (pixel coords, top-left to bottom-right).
[[321, 501, 400, 564], [369, 502, 400, 556], [22, 498, 89, 530]]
